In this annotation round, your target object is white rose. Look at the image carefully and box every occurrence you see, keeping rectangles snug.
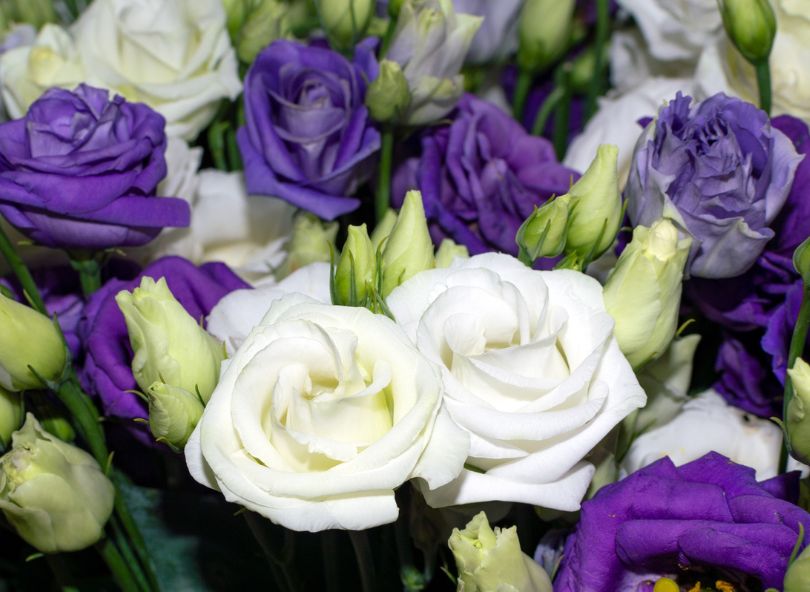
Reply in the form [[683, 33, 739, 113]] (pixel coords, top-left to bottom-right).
[[145, 170, 296, 283], [72, 0, 242, 140], [387, 253, 646, 510], [616, 0, 721, 63], [622, 389, 783, 480], [695, 0, 810, 125], [564, 77, 693, 188], [185, 295, 470, 531]]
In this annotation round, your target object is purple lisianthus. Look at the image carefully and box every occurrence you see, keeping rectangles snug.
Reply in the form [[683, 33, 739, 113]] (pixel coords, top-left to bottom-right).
[[626, 93, 803, 279], [555, 453, 810, 591], [714, 332, 782, 417], [238, 39, 380, 220], [80, 257, 247, 440], [0, 85, 190, 249], [392, 93, 576, 255], [763, 279, 805, 386]]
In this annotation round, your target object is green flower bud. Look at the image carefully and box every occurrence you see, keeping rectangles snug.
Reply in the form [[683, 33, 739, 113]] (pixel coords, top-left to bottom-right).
[[365, 59, 411, 123], [449, 511, 552, 592], [146, 382, 204, 450], [784, 539, 810, 592], [371, 208, 398, 253], [0, 293, 66, 392], [0, 414, 114, 553], [517, 0, 575, 73], [237, 0, 296, 64], [221, 0, 250, 38], [26, 397, 75, 443], [315, 0, 374, 51], [565, 144, 622, 260], [7, 0, 57, 29], [115, 277, 225, 403], [381, 190, 434, 296], [794, 235, 810, 286], [718, 0, 776, 65], [787, 358, 810, 464], [0, 388, 22, 448], [277, 213, 339, 279], [334, 224, 376, 306], [516, 195, 571, 265], [435, 238, 469, 268], [604, 219, 691, 368]]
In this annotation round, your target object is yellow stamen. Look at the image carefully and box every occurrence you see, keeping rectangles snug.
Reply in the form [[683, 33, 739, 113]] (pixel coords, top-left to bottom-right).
[[654, 578, 680, 592], [715, 581, 735, 592]]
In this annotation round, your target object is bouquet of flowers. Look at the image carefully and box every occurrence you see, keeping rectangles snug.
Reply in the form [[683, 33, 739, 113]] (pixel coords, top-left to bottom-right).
[[0, 0, 808, 590]]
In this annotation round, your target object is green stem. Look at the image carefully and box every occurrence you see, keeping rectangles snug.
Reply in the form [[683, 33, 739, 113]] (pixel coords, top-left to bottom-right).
[[376, 126, 395, 224], [349, 530, 375, 592], [109, 512, 152, 592], [0, 223, 46, 313], [781, 283, 810, 472], [755, 60, 772, 116], [584, 0, 610, 120], [96, 539, 140, 592], [68, 255, 102, 298], [553, 65, 573, 161], [531, 86, 565, 137], [379, 14, 398, 58], [511, 68, 533, 123]]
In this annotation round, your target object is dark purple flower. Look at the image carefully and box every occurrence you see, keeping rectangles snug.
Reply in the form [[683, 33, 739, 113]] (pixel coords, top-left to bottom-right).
[[80, 257, 247, 440], [0, 85, 190, 249], [714, 332, 782, 417], [238, 39, 380, 220], [626, 93, 803, 279], [555, 453, 810, 591], [763, 280, 805, 386], [392, 93, 576, 255]]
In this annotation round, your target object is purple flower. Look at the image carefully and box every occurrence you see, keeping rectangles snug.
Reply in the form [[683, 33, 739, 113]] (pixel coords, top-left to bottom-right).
[[763, 280, 805, 386], [555, 453, 810, 591], [238, 39, 380, 220], [392, 93, 576, 255], [714, 332, 782, 417], [80, 257, 247, 440], [0, 85, 190, 249], [626, 93, 803, 279]]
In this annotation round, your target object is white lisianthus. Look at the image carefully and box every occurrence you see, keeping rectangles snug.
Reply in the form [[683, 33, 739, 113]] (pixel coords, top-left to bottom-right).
[[387, 253, 646, 510], [157, 138, 203, 202], [623, 389, 783, 480], [185, 296, 470, 531], [71, 0, 242, 140], [146, 170, 296, 283], [453, 0, 523, 65]]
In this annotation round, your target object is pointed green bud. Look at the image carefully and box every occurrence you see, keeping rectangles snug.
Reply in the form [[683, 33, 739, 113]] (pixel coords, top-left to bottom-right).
[[794, 235, 810, 286], [517, 0, 576, 73], [449, 511, 552, 592], [26, 397, 75, 443], [0, 388, 22, 448], [371, 208, 398, 253], [604, 219, 691, 368], [237, 0, 301, 64], [277, 213, 339, 279], [516, 195, 571, 265], [787, 358, 810, 464], [315, 0, 374, 51], [784, 537, 810, 592], [366, 59, 411, 123], [565, 144, 622, 260], [115, 277, 225, 403], [718, 0, 776, 65], [435, 238, 469, 268], [335, 224, 376, 306], [0, 414, 114, 553], [146, 382, 204, 450], [0, 294, 65, 392], [381, 190, 435, 296]]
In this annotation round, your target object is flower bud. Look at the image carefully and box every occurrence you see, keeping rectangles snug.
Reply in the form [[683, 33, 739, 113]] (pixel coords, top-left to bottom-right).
[[517, 0, 575, 73], [237, 0, 299, 64], [565, 144, 622, 260], [784, 540, 810, 592], [449, 511, 552, 592], [277, 213, 339, 279], [26, 397, 75, 443], [315, 0, 374, 51], [794, 235, 810, 286], [365, 59, 411, 123], [787, 358, 810, 464], [371, 208, 398, 252], [221, 0, 250, 38], [0, 414, 114, 552], [115, 277, 225, 403], [718, 0, 776, 65], [603, 219, 691, 368], [0, 293, 66, 392], [516, 195, 571, 264], [434, 238, 469, 268], [6, 0, 57, 29], [146, 382, 204, 450], [381, 190, 434, 296], [334, 224, 376, 306], [0, 388, 22, 448]]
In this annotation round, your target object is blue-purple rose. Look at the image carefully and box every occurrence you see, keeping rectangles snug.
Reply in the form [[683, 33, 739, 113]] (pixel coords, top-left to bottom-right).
[[626, 93, 803, 279], [238, 39, 380, 220], [555, 453, 810, 591], [0, 85, 190, 249], [393, 93, 576, 255]]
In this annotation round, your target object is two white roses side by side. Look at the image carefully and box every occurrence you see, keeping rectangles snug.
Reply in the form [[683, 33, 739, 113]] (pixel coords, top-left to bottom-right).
[[188, 254, 646, 531]]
